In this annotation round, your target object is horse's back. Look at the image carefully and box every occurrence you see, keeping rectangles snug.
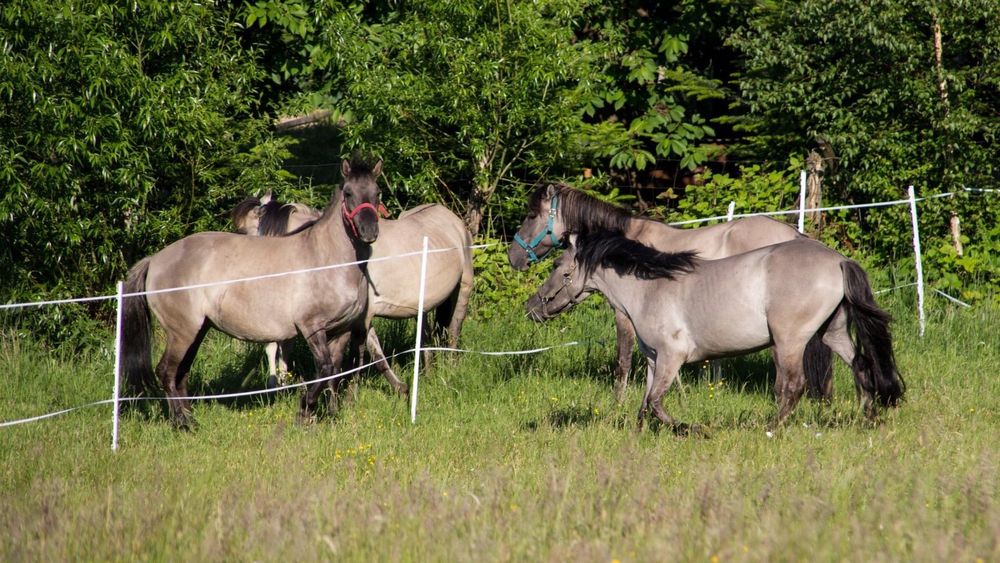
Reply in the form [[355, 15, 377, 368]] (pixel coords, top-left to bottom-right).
[[642, 215, 799, 259], [368, 204, 472, 317], [668, 239, 845, 359], [723, 215, 801, 254], [142, 227, 364, 341]]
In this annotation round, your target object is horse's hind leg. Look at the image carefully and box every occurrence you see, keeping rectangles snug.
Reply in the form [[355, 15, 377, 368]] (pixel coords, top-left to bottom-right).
[[264, 341, 280, 389], [820, 307, 876, 418], [156, 324, 209, 430], [446, 259, 474, 349], [366, 326, 409, 397], [771, 336, 810, 427]]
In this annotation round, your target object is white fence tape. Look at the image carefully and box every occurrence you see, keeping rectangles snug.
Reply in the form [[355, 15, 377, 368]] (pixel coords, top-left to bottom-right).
[[0, 341, 581, 428], [2, 184, 997, 439]]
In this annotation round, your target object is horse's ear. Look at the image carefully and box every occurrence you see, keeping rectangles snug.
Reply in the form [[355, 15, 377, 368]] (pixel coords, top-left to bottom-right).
[[372, 159, 383, 178], [341, 160, 351, 178], [260, 191, 272, 205], [546, 184, 558, 198]]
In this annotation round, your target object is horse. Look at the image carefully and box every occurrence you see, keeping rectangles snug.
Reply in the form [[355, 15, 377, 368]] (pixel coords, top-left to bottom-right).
[[508, 183, 832, 402], [230, 193, 322, 388], [122, 159, 384, 428], [361, 203, 474, 392], [525, 231, 905, 433], [230, 195, 474, 396]]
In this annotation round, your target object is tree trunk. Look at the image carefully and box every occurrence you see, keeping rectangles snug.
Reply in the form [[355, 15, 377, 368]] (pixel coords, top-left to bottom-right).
[[806, 150, 824, 229]]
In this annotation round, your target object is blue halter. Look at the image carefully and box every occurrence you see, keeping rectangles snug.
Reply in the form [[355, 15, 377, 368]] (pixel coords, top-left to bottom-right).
[[513, 195, 561, 263]]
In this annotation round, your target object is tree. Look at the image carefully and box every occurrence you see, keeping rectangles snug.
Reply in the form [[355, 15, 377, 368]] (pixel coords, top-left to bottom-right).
[[246, 0, 611, 235], [0, 0, 289, 342], [730, 0, 1000, 293]]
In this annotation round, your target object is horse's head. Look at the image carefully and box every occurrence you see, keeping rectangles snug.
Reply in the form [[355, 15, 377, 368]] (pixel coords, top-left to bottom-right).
[[341, 159, 384, 244], [525, 235, 591, 322], [230, 195, 263, 235], [508, 184, 564, 271]]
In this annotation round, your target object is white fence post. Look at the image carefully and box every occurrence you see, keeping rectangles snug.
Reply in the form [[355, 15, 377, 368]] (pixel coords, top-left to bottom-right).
[[726, 201, 735, 222], [410, 236, 430, 424], [907, 186, 926, 337], [798, 170, 807, 233], [111, 281, 124, 451]]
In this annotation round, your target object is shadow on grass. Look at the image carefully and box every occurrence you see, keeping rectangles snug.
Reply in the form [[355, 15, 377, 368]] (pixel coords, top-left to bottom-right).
[[523, 405, 600, 431]]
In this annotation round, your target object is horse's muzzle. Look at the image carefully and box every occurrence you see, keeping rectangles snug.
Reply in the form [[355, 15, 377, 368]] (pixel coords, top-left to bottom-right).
[[524, 295, 549, 322], [353, 209, 380, 243], [508, 246, 530, 271]]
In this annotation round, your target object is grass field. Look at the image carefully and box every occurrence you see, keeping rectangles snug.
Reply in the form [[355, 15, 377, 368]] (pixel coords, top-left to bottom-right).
[[1, 286, 998, 561]]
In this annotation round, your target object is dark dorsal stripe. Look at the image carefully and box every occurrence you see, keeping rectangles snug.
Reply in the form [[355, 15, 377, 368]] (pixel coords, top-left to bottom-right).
[[528, 184, 631, 235], [575, 230, 698, 281]]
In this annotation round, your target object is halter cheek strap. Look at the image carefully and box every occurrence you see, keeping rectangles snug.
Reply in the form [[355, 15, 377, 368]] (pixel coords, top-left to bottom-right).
[[342, 194, 388, 239], [513, 194, 561, 263]]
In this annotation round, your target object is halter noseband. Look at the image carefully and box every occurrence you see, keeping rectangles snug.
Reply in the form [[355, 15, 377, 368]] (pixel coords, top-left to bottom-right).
[[514, 194, 561, 263], [341, 193, 390, 239]]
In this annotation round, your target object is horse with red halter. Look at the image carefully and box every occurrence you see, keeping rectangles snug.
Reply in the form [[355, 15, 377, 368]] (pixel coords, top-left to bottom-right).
[[123, 159, 383, 428]]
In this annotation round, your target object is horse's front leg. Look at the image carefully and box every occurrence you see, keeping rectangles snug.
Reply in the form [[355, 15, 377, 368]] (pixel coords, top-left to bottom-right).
[[643, 352, 704, 436], [323, 331, 356, 416], [613, 308, 636, 403], [298, 329, 336, 423]]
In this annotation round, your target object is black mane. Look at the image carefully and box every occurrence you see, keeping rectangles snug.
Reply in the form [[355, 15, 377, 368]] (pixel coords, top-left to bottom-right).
[[574, 230, 698, 281], [255, 199, 286, 236], [528, 184, 631, 234]]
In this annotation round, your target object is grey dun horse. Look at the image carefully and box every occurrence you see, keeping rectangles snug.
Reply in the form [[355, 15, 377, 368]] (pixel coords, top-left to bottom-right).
[[123, 159, 384, 428], [526, 231, 905, 433], [230, 192, 322, 388], [231, 195, 474, 396], [508, 184, 832, 402]]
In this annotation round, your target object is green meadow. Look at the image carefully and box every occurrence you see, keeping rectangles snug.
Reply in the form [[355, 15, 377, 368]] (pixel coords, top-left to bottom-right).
[[1, 287, 998, 561]]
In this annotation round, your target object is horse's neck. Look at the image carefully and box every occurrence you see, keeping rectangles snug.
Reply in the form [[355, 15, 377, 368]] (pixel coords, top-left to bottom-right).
[[590, 269, 652, 320], [303, 203, 361, 262]]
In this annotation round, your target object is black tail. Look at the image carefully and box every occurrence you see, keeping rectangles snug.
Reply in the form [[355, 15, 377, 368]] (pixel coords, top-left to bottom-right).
[[841, 261, 905, 407], [803, 333, 834, 401], [122, 257, 158, 397]]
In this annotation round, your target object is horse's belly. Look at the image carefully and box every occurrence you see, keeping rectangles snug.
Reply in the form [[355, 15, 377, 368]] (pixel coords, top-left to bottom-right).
[[685, 314, 772, 361], [368, 263, 461, 316]]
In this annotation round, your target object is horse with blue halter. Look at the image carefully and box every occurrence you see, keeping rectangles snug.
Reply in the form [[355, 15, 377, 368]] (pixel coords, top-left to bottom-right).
[[509, 183, 832, 402], [526, 231, 905, 433], [123, 159, 384, 428]]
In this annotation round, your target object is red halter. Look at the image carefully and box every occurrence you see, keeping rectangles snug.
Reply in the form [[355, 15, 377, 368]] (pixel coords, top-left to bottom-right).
[[341, 193, 389, 239]]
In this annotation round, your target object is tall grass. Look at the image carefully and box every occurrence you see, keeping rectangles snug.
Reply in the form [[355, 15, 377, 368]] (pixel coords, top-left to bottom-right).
[[1, 290, 998, 561]]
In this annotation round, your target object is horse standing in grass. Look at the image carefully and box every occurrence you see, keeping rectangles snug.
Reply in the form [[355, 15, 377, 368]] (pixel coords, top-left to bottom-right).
[[508, 183, 833, 402], [230, 196, 474, 396], [123, 159, 384, 428], [230, 193, 322, 388], [526, 232, 904, 433]]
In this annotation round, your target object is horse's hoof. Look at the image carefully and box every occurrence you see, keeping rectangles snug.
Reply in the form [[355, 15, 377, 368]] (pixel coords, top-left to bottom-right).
[[172, 417, 197, 432], [679, 423, 709, 438], [296, 411, 317, 426], [266, 375, 279, 390]]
